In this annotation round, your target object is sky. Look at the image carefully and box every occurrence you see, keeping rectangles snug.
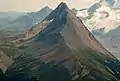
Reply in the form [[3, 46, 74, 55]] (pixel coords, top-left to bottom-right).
[[0, 0, 100, 12]]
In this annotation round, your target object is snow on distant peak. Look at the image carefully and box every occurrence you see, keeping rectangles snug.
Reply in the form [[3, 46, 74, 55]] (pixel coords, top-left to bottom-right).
[[76, 10, 88, 18], [114, 0, 120, 8], [96, 5, 111, 12], [100, 0, 109, 7], [76, 0, 120, 33], [84, 10, 120, 33]]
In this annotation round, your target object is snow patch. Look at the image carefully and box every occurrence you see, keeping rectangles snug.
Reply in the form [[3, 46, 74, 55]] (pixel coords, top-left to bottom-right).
[[76, 10, 88, 18]]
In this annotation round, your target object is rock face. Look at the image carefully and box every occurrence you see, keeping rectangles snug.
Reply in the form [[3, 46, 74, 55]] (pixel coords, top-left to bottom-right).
[[2, 2, 120, 81]]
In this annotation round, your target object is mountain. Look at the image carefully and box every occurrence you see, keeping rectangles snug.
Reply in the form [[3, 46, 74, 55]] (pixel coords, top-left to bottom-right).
[[97, 27, 120, 58], [77, 0, 114, 21], [0, 12, 24, 20], [0, 7, 53, 38], [86, 0, 115, 18], [76, 0, 120, 58], [0, 12, 25, 30], [76, 0, 119, 33], [9, 6, 53, 30], [2, 2, 120, 81], [114, 0, 120, 8], [101, 0, 115, 7], [84, 7, 120, 33], [71, 8, 78, 15], [28, 6, 53, 24]]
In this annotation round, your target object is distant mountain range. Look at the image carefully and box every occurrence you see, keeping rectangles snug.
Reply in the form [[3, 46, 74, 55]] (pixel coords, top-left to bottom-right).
[[0, 12, 24, 19], [0, 6, 52, 37], [9, 6, 53, 30], [114, 0, 120, 8], [0, 12, 25, 31], [76, 0, 120, 58]]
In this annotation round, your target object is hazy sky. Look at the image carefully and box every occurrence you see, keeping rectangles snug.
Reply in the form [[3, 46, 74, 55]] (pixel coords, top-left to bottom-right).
[[0, 0, 100, 12]]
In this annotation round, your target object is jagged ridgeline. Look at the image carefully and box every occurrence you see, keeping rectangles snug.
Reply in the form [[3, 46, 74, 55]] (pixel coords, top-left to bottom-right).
[[1, 2, 120, 81]]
